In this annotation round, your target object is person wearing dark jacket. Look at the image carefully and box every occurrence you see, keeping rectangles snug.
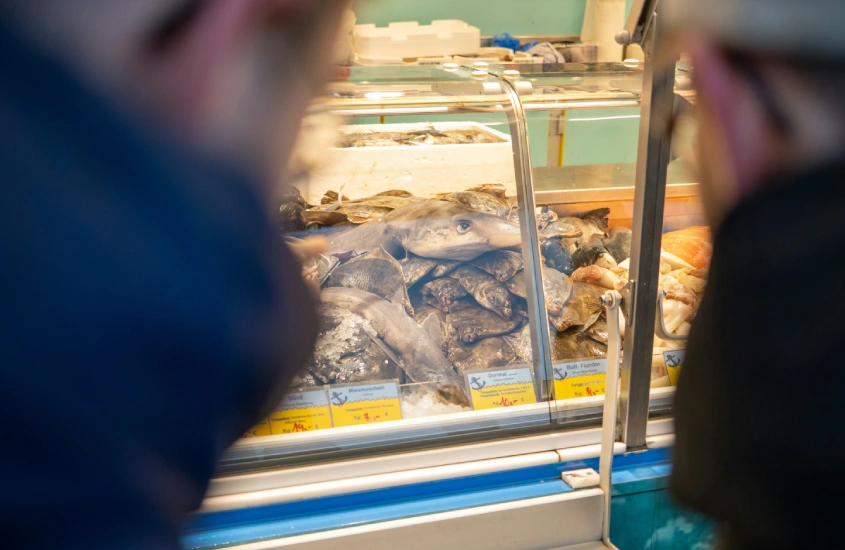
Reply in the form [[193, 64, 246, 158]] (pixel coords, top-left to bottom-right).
[[0, 1, 349, 548], [665, 0, 845, 547]]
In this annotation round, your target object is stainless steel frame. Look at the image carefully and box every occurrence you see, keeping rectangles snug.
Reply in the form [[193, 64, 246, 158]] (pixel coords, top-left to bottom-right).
[[618, 7, 678, 450]]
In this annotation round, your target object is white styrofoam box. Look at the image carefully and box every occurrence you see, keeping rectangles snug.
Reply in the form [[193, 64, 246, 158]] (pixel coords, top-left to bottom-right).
[[302, 122, 515, 204], [354, 20, 480, 60]]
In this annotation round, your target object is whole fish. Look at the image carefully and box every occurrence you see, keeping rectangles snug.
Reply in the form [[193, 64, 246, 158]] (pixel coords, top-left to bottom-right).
[[449, 265, 514, 319], [322, 288, 470, 407], [383, 201, 523, 261], [447, 335, 519, 376], [551, 327, 608, 362], [326, 246, 413, 316], [471, 250, 524, 282], [541, 236, 575, 275], [550, 282, 605, 332], [448, 304, 524, 343], [421, 278, 470, 313], [507, 268, 573, 317]]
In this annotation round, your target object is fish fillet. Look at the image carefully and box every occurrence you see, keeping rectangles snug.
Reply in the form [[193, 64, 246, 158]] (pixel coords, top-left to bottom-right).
[[662, 226, 712, 269]]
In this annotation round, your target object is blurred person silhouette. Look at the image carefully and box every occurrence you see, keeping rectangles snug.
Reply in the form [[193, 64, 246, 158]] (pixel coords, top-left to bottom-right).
[[0, 1, 349, 548], [664, 0, 845, 548]]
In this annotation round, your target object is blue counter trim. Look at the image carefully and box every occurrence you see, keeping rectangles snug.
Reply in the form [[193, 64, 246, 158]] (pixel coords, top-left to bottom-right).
[[184, 446, 673, 549]]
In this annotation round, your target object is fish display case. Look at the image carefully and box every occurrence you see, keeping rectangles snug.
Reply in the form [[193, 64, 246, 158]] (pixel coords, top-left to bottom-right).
[[188, 50, 695, 550]]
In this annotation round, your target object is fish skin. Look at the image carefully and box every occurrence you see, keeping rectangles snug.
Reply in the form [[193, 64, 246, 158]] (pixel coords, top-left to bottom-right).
[[383, 201, 522, 261], [470, 250, 524, 282], [502, 324, 534, 365], [447, 304, 524, 343], [449, 265, 514, 319], [399, 253, 438, 286], [603, 227, 632, 263], [447, 335, 519, 376], [322, 287, 470, 407], [551, 326, 608, 362], [442, 190, 512, 218], [326, 246, 413, 316], [420, 278, 469, 312], [541, 236, 575, 275], [432, 259, 463, 278], [550, 282, 605, 332]]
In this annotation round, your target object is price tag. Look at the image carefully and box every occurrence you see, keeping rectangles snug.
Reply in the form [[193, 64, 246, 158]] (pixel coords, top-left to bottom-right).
[[466, 367, 537, 410], [663, 350, 685, 386], [269, 388, 332, 434], [553, 359, 607, 400], [328, 381, 403, 427], [242, 418, 271, 438]]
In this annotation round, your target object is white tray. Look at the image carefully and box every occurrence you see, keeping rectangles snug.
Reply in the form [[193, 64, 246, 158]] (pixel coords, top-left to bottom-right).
[[302, 122, 515, 204], [354, 20, 480, 60]]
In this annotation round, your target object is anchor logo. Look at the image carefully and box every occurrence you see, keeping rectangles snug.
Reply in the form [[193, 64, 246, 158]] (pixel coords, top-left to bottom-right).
[[331, 392, 348, 406], [470, 377, 486, 391], [553, 367, 567, 381], [665, 354, 682, 368]]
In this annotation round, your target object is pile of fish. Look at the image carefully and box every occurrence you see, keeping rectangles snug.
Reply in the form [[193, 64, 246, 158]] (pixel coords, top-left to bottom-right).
[[280, 183, 639, 410], [336, 127, 505, 148]]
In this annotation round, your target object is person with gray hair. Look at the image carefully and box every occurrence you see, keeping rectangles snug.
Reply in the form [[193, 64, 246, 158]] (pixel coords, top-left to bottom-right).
[[0, 1, 349, 548], [664, 0, 845, 547]]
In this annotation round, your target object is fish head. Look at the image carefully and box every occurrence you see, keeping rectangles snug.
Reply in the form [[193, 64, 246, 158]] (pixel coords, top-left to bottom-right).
[[409, 210, 523, 261]]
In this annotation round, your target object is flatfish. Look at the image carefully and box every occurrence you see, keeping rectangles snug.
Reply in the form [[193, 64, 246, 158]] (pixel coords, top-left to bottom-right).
[[432, 259, 463, 278], [449, 265, 514, 319], [399, 253, 438, 286], [551, 327, 608, 362], [447, 336, 519, 376], [505, 267, 572, 320], [442, 190, 512, 218], [326, 246, 413, 316], [421, 278, 470, 313], [448, 304, 524, 343], [502, 324, 533, 365], [471, 250, 524, 282], [550, 282, 605, 331]]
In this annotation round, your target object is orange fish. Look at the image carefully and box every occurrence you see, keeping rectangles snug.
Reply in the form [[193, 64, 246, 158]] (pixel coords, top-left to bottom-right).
[[662, 226, 712, 269]]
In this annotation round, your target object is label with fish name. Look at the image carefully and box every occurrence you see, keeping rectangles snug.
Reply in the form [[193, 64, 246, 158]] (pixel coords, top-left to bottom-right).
[[269, 388, 332, 434], [242, 418, 271, 438], [663, 350, 685, 386], [466, 367, 538, 410], [328, 381, 403, 427], [553, 359, 607, 400]]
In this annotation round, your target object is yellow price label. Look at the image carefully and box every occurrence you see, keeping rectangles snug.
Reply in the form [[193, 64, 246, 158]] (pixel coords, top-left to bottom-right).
[[466, 367, 537, 410], [552, 359, 607, 400], [328, 381, 402, 428], [242, 418, 271, 438], [270, 388, 332, 434], [663, 350, 685, 386]]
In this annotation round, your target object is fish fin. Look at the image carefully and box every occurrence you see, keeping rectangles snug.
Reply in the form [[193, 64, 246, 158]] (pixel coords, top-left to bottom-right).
[[360, 323, 405, 368], [419, 313, 445, 350]]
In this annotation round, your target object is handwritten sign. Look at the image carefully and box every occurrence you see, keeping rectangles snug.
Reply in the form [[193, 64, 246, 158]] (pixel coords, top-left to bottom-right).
[[328, 381, 403, 427], [553, 359, 607, 400], [466, 367, 537, 410], [663, 350, 685, 386], [242, 418, 271, 438], [269, 388, 332, 434]]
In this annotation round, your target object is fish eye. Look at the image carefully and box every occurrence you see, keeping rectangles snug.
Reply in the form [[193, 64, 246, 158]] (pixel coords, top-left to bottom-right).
[[456, 220, 472, 234]]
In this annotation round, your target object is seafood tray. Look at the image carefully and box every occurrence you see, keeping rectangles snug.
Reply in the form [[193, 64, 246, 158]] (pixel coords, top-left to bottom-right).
[[302, 122, 515, 205], [278, 183, 712, 420]]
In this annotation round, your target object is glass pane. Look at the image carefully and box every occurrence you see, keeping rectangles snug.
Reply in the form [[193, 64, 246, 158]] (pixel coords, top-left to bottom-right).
[[499, 63, 646, 423], [219, 66, 554, 475]]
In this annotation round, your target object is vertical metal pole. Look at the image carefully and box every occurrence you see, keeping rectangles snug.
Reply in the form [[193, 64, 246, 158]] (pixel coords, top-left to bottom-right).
[[618, 10, 676, 450], [500, 79, 555, 405], [600, 291, 622, 549]]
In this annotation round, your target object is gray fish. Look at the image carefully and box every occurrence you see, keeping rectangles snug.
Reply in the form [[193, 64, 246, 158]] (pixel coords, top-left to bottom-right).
[[603, 227, 632, 263], [449, 265, 514, 319], [551, 327, 608, 362], [470, 250, 524, 282], [535, 206, 559, 230], [432, 259, 463, 278], [327, 246, 413, 316], [322, 288, 470, 407], [448, 304, 524, 343], [583, 315, 609, 345], [542, 218, 584, 239], [399, 253, 438, 287], [541, 236, 575, 275], [382, 201, 522, 261], [332, 195, 426, 224], [420, 278, 469, 312], [447, 335, 519, 376], [542, 267, 574, 320], [502, 324, 533, 365], [308, 302, 404, 385], [506, 271, 527, 299], [550, 282, 605, 332], [572, 244, 608, 269], [325, 222, 403, 257], [442, 190, 511, 218]]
